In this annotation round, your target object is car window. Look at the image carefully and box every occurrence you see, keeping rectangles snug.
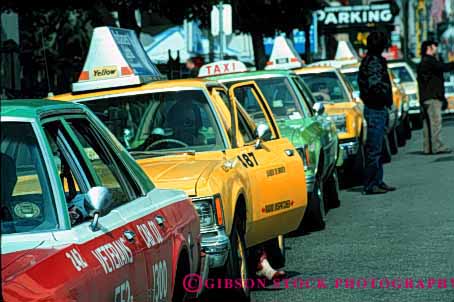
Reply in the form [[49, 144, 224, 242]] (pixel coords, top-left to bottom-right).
[[82, 90, 226, 157], [342, 71, 359, 92], [253, 77, 304, 120], [232, 85, 276, 140], [300, 71, 350, 103], [390, 66, 414, 83], [66, 118, 133, 209], [292, 77, 314, 116], [43, 121, 91, 226], [1, 122, 58, 234]]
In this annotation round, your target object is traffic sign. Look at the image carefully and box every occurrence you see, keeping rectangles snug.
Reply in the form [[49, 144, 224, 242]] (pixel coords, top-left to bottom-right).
[[211, 4, 232, 36]]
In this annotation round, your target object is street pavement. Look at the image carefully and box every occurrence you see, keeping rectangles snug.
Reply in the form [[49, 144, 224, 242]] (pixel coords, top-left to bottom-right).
[[251, 117, 454, 302]]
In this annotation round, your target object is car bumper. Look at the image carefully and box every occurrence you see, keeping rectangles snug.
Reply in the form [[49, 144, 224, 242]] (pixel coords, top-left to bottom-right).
[[408, 107, 421, 115], [200, 226, 230, 269], [339, 138, 360, 160], [443, 108, 454, 114]]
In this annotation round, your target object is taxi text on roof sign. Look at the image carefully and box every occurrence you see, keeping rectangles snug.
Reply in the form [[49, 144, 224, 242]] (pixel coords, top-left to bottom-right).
[[72, 26, 164, 93], [264, 36, 304, 70], [198, 60, 247, 77]]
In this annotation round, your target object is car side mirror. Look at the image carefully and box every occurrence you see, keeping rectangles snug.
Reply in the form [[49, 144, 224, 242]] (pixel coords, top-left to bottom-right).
[[86, 186, 112, 231], [254, 123, 272, 149], [394, 78, 401, 84], [312, 102, 325, 116]]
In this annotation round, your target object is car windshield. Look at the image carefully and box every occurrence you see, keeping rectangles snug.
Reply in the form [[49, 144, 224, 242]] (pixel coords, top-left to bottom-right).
[[390, 66, 414, 83], [1, 122, 58, 234], [252, 77, 303, 120], [342, 71, 359, 92], [299, 71, 350, 103], [82, 90, 226, 157]]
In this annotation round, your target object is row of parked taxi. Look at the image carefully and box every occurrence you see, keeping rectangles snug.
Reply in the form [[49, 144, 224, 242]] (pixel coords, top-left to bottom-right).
[[1, 28, 423, 301]]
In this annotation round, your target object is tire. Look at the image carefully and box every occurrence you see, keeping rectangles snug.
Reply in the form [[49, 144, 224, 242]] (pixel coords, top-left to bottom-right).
[[351, 141, 365, 185], [387, 128, 398, 155], [225, 216, 250, 301], [382, 135, 392, 164], [265, 235, 286, 268], [172, 253, 190, 302], [411, 114, 423, 130], [396, 123, 407, 147], [323, 169, 341, 210], [299, 179, 326, 233], [404, 116, 412, 140]]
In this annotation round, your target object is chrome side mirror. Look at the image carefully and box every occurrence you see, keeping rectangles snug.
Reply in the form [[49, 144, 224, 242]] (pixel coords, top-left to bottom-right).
[[254, 123, 272, 149], [86, 186, 112, 231], [312, 102, 325, 116]]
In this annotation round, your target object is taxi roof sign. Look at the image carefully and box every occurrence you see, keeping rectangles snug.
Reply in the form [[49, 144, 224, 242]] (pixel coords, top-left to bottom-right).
[[198, 60, 248, 77], [264, 36, 304, 70], [335, 40, 359, 61], [72, 27, 164, 93]]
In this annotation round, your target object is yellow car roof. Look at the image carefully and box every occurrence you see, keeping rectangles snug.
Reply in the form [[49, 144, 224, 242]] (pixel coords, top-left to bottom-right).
[[52, 78, 222, 102], [293, 66, 337, 74]]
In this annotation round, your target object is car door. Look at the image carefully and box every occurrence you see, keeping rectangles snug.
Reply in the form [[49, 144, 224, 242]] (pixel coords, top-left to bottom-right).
[[227, 81, 307, 246], [293, 76, 337, 174], [43, 116, 152, 302], [66, 115, 175, 302]]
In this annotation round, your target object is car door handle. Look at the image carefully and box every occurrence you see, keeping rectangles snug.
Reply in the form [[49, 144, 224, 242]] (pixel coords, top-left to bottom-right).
[[123, 230, 136, 242], [155, 215, 165, 227], [285, 149, 295, 156]]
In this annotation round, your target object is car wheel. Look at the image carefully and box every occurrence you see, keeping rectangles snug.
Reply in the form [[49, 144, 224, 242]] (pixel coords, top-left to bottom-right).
[[388, 128, 398, 155], [382, 135, 392, 164], [265, 235, 286, 268], [351, 141, 365, 184], [324, 169, 341, 210], [396, 123, 407, 147], [300, 179, 326, 233], [225, 216, 250, 301], [411, 114, 423, 130], [404, 116, 412, 140], [172, 253, 190, 302]]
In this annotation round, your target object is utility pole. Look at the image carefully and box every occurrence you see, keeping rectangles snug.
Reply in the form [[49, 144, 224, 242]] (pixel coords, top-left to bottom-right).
[[219, 1, 225, 60]]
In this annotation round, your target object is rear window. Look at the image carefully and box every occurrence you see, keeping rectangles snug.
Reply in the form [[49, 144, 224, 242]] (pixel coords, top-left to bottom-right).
[[1, 122, 58, 234], [300, 71, 350, 103]]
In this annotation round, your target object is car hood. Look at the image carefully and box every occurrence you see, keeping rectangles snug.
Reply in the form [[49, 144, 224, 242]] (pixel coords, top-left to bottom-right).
[[137, 156, 221, 196]]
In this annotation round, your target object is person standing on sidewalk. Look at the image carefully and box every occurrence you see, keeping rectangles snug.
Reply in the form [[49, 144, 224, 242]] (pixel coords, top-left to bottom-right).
[[358, 32, 396, 195], [417, 40, 454, 154]]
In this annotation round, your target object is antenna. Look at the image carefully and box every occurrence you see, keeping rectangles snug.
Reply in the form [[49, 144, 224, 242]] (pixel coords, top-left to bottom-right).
[[40, 31, 52, 95]]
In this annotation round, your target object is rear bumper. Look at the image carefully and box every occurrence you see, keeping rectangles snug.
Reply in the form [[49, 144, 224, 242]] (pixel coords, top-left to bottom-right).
[[408, 107, 421, 115], [200, 226, 230, 269], [339, 138, 360, 160]]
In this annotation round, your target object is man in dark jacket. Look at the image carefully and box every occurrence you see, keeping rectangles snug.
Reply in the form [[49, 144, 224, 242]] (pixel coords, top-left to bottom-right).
[[417, 40, 454, 154], [358, 32, 396, 195]]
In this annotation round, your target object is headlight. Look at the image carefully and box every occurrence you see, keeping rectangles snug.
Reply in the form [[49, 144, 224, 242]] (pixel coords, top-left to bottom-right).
[[329, 114, 347, 133], [192, 194, 224, 229], [193, 201, 214, 228]]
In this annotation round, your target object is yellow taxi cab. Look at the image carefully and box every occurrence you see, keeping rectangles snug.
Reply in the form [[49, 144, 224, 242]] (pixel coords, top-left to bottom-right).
[[295, 65, 366, 184], [340, 63, 410, 152], [444, 79, 454, 114], [51, 26, 307, 299]]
